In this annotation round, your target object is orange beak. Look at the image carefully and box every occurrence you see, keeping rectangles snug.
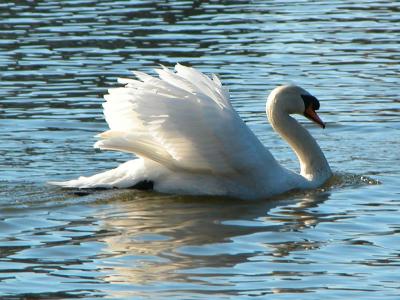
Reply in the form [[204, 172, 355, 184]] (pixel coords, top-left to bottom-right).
[[304, 105, 325, 129]]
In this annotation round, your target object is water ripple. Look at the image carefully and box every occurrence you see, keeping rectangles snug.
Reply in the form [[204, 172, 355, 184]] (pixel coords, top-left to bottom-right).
[[1, 0, 400, 298]]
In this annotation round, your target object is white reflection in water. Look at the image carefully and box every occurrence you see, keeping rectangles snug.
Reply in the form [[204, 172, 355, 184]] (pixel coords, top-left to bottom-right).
[[95, 190, 334, 292]]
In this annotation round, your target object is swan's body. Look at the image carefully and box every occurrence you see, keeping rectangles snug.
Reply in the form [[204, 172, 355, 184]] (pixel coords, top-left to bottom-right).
[[52, 64, 332, 200]]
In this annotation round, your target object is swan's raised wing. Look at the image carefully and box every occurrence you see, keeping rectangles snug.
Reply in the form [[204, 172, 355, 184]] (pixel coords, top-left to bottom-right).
[[95, 64, 275, 176]]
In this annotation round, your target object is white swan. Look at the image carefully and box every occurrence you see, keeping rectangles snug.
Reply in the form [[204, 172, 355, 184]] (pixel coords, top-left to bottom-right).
[[52, 64, 332, 200]]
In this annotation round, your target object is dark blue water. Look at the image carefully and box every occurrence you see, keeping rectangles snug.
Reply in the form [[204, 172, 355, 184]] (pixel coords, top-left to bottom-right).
[[1, 1, 399, 299]]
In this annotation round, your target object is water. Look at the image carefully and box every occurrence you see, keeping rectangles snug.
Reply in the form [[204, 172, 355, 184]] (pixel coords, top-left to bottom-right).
[[1, 0, 399, 298]]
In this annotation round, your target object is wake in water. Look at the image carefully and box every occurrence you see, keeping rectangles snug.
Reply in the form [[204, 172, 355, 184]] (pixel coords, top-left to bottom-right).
[[322, 172, 380, 190], [268, 172, 381, 202]]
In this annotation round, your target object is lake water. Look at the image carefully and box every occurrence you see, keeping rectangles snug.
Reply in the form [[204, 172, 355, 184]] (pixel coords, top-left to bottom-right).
[[1, 0, 399, 299]]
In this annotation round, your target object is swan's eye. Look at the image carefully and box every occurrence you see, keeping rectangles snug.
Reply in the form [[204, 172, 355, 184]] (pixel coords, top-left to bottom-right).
[[301, 94, 320, 111]]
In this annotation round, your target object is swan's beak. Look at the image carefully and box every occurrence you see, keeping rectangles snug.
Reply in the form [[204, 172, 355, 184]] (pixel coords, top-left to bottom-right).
[[304, 106, 325, 129]]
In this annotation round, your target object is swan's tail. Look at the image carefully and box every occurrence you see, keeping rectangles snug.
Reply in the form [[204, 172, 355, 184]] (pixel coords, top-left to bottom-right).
[[49, 159, 147, 189]]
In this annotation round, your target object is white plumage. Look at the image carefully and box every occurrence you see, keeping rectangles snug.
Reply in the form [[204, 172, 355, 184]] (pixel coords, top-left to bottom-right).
[[52, 64, 332, 200]]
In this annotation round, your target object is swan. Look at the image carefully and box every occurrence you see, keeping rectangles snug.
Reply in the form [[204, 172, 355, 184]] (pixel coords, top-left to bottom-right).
[[51, 64, 332, 200]]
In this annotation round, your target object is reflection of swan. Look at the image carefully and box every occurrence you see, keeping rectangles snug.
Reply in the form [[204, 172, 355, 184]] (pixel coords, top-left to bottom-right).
[[52, 64, 332, 200], [96, 191, 333, 288]]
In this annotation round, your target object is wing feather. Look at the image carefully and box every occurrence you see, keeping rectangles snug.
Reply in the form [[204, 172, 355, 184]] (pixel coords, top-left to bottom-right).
[[96, 64, 273, 176]]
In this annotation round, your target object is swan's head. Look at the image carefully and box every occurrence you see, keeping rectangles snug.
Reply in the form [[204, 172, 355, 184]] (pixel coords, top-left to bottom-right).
[[267, 85, 325, 128]]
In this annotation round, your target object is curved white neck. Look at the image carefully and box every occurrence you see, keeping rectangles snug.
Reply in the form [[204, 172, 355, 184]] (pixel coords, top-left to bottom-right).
[[267, 107, 332, 185]]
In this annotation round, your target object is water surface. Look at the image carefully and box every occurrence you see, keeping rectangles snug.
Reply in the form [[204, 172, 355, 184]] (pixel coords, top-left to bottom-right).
[[1, 0, 400, 299]]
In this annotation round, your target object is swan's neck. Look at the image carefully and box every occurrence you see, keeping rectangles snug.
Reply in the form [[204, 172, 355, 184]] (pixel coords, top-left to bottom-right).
[[267, 107, 332, 184]]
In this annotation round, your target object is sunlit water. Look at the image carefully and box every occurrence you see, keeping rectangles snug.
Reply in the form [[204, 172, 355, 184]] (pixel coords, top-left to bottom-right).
[[1, 1, 399, 299]]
